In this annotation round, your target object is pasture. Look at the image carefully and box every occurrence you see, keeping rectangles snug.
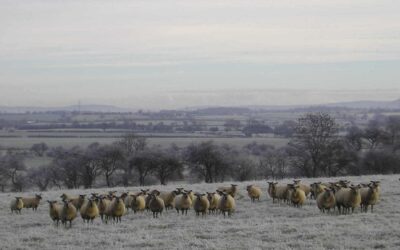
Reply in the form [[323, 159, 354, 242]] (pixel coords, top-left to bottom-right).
[[1, 174, 399, 250], [0, 135, 289, 150]]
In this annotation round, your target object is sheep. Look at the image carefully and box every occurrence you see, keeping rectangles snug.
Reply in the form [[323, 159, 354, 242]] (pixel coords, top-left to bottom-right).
[[105, 196, 126, 223], [145, 190, 159, 211], [80, 199, 99, 223], [360, 182, 380, 212], [47, 200, 62, 225], [311, 182, 328, 199], [335, 185, 361, 214], [269, 182, 289, 203], [193, 193, 210, 216], [10, 197, 24, 214], [246, 185, 262, 202], [316, 188, 336, 213], [22, 194, 42, 211], [217, 184, 238, 198], [206, 192, 221, 214], [174, 192, 192, 215], [130, 194, 146, 213], [267, 182, 274, 199], [289, 185, 306, 208], [96, 196, 111, 221], [218, 192, 236, 217], [149, 193, 165, 218], [184, 189, 195, 203], [61, 201, 77, 227], [160, 190, 179, 210], [293, 180, 311, 197], [60, 194, 86, 210]]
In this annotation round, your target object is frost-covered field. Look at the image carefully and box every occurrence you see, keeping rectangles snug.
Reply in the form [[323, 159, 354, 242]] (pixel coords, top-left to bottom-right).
[[1, 175, 399, 250]]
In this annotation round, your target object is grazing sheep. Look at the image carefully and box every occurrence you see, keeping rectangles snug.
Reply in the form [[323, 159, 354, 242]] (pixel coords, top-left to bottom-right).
[[96, 196, 111, 221], [246, 185, 262, 202], [360, 182, 380, 212], [61, 201, 77, 227], [335, 185, 362, 214], [193, 193, 210, 216], [22, 194, 42, 211], [60, 194, 86, 210], [149, 193, 165, 218], [207, 192, 221, 214], [130, 194, 146, 213], [145, 190, 159, 211], [290, 185, 306, 207], [174, 192, 192, 215], [121, 192, 132, 210], [217, 184, 238, 198], [10, 197, 24, 214], [47, 200, 62, 225], [316, 188, 336, 213], [80, 199, 99, 223], [218, 192, 236, 217], [293, 180, 311, 197], [160, 190, 179, 210], [269, 182, 289, 203], [105, 196, 126, 223]]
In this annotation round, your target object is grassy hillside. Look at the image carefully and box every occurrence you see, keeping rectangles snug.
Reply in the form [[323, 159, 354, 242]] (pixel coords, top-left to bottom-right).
[[0, 174, 399, 249]]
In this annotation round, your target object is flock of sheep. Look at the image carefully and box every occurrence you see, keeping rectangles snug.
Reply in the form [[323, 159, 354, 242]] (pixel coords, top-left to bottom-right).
[[9, 179, 381, 227]]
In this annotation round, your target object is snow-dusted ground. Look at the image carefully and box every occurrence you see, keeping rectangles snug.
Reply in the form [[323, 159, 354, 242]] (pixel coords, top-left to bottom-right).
[[1, 175, 399, 250]]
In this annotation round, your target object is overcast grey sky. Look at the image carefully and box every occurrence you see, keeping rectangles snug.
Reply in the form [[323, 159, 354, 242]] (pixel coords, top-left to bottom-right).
[[1, 0, 399, 109]]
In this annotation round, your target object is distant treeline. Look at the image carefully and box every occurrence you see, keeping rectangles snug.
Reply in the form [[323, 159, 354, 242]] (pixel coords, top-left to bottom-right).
[[0, 112, 399, 192]]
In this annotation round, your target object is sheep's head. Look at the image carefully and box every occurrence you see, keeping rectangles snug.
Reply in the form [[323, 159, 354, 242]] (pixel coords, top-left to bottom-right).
[[35, 194, 43, 200], [293, 180, 301, 184], [350, 185, 361, 195], [79, 195, 86, 200], [246, 185, 253, 191]]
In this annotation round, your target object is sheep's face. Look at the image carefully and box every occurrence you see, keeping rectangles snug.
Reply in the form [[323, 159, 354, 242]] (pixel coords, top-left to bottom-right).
[[246, 185, 252, 191], [207, 193, 213, 202], [350, 186, 360, 195], [36, 194, 42, 200], [88, 199, 96, 207]]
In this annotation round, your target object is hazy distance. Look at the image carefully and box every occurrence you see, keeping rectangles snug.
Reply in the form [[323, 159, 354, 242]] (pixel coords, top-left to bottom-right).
[[1, 0, 399, 110]]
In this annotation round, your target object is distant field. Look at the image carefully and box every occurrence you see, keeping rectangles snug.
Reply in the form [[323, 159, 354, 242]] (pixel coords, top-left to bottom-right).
[[0, 174, 398, 249], [0, 135, 289, 149]]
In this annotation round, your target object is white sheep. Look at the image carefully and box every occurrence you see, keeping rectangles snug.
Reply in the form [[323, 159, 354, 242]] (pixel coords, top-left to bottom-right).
[[10, 197, 24, 214]]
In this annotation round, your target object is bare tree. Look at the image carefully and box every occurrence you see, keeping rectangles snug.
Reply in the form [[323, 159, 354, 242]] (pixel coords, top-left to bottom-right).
[[30, 142, 49, 157], [288, 113, 339, 177], [97, 145, 125, 187], [185, 141, 229, 183], [51, 146, 82, 189], [153, 145, 184, 185], [0, 151, 26, 192], [116, 133, 147, 185], [129, 150, 158, 186], [28, 165, 52, 191]]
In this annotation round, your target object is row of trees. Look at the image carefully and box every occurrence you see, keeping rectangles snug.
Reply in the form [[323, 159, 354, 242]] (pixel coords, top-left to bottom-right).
[[1, 113, 400, 192]]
